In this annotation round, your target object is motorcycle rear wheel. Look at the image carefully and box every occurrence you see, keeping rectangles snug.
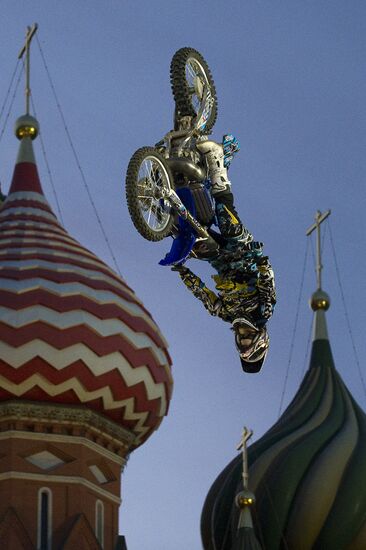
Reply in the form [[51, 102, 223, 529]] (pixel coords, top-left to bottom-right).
[[126, 147, 175, 241], [170, 47, 218, 134]]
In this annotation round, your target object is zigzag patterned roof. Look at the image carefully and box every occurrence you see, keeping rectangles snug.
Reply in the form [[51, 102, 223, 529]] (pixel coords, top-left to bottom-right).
[[0, 128, 173, 447]]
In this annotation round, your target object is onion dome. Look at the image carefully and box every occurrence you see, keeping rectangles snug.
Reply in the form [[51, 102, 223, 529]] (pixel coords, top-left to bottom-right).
[[0, 115, 173, 447], [202, 292, 366, 549]]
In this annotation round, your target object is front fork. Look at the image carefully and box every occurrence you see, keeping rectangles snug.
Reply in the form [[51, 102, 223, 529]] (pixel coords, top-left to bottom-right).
[[163, 188, 211, 239]]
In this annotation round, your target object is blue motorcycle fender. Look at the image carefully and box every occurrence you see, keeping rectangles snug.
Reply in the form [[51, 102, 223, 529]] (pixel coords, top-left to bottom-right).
[[159, 231, 196, 266], [159, 188, 197, 266]]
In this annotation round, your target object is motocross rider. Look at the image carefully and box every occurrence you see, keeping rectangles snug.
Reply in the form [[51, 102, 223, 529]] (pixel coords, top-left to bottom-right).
[[172, 135, 276, 373]]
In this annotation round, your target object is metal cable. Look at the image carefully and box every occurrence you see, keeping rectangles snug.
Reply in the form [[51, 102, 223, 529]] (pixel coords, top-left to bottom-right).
[[300, 316, 313, 379], [0, 59, 21, 127], [0, 62, 23, 145], [328, 220, 366, 400], [277, 239, 310, 417], [35, 34, 122, 276], [29, 91, 65, 224]]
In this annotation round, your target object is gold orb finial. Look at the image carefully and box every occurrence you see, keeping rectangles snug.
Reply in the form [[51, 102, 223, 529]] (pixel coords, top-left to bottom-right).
[[310, 289, 330, 311], [15, 114, 39, 140], [235, 489, 256, 509]]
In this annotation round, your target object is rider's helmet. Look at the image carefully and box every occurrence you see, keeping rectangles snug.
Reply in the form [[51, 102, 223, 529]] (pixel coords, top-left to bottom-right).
[[232, 317, 269, 373], [223, 134, 240, 168]]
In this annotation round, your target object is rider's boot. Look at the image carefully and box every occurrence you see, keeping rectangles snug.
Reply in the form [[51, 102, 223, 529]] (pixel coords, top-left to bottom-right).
[[196, 139, 248, 239], [196, 140, 231, 194], [216, 204, 244, 238], [215, 191, 245, 239]]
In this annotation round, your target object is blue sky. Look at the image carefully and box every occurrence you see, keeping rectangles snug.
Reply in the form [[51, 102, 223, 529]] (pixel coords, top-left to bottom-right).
[[1, 2, 366, 549]]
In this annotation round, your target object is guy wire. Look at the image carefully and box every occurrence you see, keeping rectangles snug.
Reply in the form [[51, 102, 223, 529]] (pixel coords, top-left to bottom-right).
[[277, 239, 309, 417], [0, 61, 23, 145], [328, 220, 366, 402], [36, 34, 122, 277]]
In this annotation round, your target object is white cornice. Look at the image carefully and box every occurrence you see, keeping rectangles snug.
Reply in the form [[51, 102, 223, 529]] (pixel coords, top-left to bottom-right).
[[0, 471, 122, 505], [0, 430, 125, 466], [0, 401, 135, 447]]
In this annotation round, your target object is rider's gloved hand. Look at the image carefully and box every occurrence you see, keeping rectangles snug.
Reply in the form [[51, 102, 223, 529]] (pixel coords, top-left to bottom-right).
[[171, 263, 188, 274], [171, 264, 201, 290]]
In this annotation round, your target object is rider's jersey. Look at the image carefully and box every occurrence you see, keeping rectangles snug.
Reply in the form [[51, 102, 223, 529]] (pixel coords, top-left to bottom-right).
[[178, 239, 276, 326]]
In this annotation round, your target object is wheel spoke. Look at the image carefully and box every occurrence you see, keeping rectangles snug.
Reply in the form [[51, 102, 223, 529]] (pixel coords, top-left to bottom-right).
[[153, 211, 159, 229], [148, 164, 155, 183], [143, 160, 152, 180], [183, 57, 212, 117], [186, 61, 197, 80], [155, 171, 163, 187], [147, 205, 153, 225], [135, 154, 172, 233]]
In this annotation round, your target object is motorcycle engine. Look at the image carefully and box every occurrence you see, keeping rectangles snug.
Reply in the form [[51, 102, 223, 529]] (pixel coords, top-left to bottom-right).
[[189, 182, 215, 225]]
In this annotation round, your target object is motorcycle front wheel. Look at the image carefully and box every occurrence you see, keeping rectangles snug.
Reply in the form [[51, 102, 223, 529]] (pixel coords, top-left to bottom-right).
[[126, 147, 175, 241], [170, 47, 218, 134]]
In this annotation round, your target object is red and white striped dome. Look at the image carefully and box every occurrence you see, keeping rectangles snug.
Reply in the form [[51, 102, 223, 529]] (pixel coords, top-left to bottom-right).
[[0, 122, 173, 447]]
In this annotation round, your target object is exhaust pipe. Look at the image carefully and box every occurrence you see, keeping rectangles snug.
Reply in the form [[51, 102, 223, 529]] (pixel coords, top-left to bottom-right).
[[167, 157, 206, 181]]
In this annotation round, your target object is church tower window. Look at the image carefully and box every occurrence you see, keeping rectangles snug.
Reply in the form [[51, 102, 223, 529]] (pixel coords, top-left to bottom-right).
[[95, 499, 104, 548], [37, 488, 52, 550]]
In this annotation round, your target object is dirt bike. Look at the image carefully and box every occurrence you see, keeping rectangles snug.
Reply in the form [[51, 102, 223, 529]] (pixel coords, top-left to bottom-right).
[[125, 47, 224, 266]]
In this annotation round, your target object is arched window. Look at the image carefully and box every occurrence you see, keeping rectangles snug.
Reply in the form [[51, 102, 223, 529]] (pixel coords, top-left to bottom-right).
[[95, 499, 104, 548], [37, 487, 52, 550]]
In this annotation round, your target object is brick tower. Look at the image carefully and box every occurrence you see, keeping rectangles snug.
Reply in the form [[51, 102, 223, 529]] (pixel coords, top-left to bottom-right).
[[0, 80, 173, 549]]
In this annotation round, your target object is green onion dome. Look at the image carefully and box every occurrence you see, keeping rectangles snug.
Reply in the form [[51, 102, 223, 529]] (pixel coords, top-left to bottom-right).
[[202, 305, 366, 550]]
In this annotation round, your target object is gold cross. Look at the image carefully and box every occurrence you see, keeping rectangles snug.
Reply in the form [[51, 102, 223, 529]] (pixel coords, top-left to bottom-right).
[[237, 426, 253, 489], [18, 23, 38, 115], [306, 210, 331, 290]]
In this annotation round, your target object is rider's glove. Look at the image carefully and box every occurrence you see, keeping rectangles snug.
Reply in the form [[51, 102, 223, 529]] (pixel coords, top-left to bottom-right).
[[171, 264, 188, 275]]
